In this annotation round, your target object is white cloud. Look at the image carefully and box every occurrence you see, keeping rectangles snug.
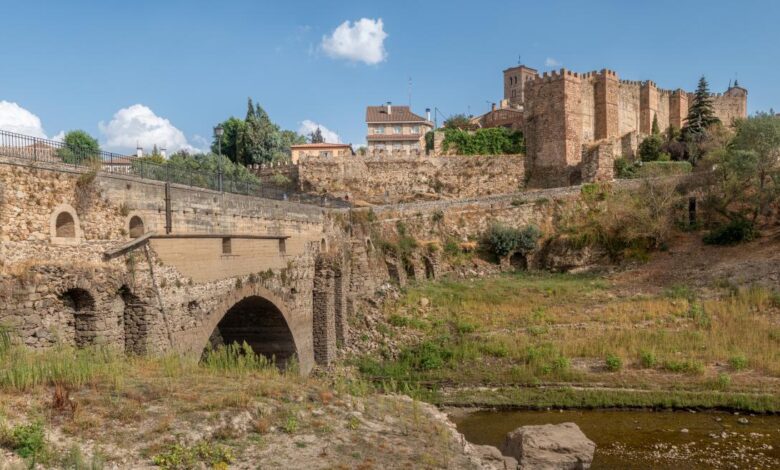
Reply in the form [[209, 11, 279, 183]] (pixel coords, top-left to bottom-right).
[[50, 130, 65, 142], [0, 101, 48, 138], [321, 18, 387, 65], [98, 104, 198, 153], [545, 57, 561, 67], [298, 120, 340, 143]]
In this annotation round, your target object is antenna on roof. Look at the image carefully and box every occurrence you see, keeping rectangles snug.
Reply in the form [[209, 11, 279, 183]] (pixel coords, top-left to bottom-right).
[[408, 76, 412, 108], [518, 55, 522, 65]]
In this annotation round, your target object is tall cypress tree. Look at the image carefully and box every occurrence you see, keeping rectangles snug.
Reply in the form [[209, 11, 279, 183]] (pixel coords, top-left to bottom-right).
[[651, 114, 660, 135], [682, 76, 720, 141], [310, 127, 325, 143]]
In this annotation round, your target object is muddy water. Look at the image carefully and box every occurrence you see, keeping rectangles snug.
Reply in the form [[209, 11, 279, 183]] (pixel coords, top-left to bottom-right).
[[451, 409, 780, 469]]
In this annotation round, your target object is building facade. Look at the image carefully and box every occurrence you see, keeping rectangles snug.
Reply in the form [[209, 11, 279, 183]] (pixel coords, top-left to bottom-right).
[[366, 103, 433, 156]]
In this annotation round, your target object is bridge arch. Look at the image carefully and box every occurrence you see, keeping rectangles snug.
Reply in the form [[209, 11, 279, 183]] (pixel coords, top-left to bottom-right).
[[195, 284, 311, 372]]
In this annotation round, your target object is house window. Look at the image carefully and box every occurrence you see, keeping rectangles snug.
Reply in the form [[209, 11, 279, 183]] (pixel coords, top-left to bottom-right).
[[222, 237, 232, 255], [394, 125, 402, 134], [375, 126, 385, 134], [412, 125, 420, 134]]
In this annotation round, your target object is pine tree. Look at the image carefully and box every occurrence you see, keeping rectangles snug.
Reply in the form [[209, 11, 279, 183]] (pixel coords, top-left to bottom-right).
[[682, 76, 721, 141], [310, 127, 325, 143]]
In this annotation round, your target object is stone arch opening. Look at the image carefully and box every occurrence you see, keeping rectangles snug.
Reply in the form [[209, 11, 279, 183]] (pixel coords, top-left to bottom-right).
[[385, 259, 401, 285], [402, 257, 416, 281], [129, 216, 145, 238], [207, 295, 297, 367], [320, 238, 327, 252], [59, 288, 96, 348], [510, 252, 528, 270], [118, 285, 147, 355], [55, 211, 76, 238], [423, 256, 435, 280], [365, 238, 373, 251]]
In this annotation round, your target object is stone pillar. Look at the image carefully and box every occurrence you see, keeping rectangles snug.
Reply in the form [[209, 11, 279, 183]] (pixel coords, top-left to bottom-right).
[[313, 257, 336, 366], [669, 90, 689, 130], [640, 81, 659, 134], [595, 70, 619, 140], [332, 262, 348, 346]]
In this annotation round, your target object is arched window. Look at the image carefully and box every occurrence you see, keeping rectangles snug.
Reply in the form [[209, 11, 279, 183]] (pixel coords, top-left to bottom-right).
[[129, 216, 144, 238], [55, 212, 76, 238]]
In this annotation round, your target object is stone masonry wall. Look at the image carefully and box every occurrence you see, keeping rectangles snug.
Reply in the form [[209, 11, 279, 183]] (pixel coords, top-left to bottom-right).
[[298, 154, 525, 205]]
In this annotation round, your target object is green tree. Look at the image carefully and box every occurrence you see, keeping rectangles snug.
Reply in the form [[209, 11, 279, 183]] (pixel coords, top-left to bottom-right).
[[211, 117, 247, 164], [309, 127, 324, 143], [682, 76, 721, 146], [638, 134, 664, 161], [58, 130, 100, 164], [730, 115, 780, 223], [243, 98, 284, 164], [651, 114, 660, 135], [443, 114, 475, 131]]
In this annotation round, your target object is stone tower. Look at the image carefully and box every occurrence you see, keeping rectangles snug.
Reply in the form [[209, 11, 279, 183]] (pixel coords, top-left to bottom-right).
[[503, 65, 539, 108]]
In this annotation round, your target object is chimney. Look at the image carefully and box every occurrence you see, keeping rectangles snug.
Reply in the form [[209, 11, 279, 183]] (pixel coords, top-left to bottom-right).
[[160, 147, 167, 158], [426, 108, 431, 122], [491, 102, 496, 112], [386, 101, 392, 115], [136, 144, 143, 158]]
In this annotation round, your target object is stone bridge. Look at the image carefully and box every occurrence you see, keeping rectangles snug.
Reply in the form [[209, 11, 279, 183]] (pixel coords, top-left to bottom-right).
[[0, 155, 368, 374], [0, 152, 594, 374]]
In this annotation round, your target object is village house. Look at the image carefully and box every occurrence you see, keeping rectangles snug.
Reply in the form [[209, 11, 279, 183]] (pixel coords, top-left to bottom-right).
[[290, 143, 354, 164], [366, 102, 433, 156]]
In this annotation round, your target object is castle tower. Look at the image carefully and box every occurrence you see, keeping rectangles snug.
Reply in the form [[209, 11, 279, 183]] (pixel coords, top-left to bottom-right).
[[594, 69, 619, 140], [503, 65, 539, 108], [669, 89, 689, 130], [640, 81, 659, 134]]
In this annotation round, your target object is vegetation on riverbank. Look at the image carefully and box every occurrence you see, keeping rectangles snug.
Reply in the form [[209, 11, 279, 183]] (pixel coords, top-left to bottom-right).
[[0, 339, 474, 469], [353, 269, 780, 411]]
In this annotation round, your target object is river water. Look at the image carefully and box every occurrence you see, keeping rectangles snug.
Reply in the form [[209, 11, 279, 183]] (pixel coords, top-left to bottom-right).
[[451, 409, 780, 469]]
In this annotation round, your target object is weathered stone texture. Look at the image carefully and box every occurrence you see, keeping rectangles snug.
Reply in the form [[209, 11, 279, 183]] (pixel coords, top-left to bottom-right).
[[298, 154, 525, 204]]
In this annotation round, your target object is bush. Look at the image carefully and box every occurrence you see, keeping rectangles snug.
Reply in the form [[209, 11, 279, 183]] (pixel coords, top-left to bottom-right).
[[605, 354, 622, 372], [153, 441, 233, 469], [399, 341, 453, 371], [1, 421, 46, 459], [703, 218, 757, 245], [441, 127, 524, 155], [639, 350, 657, 368], [57, 130, 100, 165], [484, 224, 541, 258], [636, 161, 692, 178], [614, 157, 639, 179], [729, 354, 748, 371], [639, 134, 664, 161], [662, 359, 705, 375]]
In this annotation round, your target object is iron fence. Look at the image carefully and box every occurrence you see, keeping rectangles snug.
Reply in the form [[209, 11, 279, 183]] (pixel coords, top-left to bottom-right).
[[0, 129, 349, 208]]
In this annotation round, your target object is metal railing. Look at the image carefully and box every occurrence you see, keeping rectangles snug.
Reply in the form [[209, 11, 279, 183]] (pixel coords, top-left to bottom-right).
[[0, 129, 350, 208]]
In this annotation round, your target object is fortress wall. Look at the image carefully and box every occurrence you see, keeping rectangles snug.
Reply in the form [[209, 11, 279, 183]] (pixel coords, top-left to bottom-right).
[[712, 91, 748, 126], [657, 90, 671, 131], [298, 154, 525, 205], [579, 77, 596, 143], [618, 81, 641, 137]]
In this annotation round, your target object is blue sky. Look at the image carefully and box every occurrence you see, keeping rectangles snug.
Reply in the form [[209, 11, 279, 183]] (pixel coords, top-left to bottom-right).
[[0, 0, 777, 153]]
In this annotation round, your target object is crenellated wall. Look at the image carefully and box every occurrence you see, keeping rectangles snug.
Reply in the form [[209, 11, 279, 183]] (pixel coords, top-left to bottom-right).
[[520, 66, 748, 188]]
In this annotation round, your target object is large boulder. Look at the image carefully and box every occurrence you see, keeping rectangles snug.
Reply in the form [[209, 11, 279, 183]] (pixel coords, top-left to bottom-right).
[[500, 422, 595, 469]]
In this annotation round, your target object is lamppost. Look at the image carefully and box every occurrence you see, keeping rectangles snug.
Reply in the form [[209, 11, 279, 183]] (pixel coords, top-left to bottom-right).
[[214, 125, 224, 192]]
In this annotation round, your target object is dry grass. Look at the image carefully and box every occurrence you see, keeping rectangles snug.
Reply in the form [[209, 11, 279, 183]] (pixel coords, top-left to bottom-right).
[[363, 272, 780, 395]]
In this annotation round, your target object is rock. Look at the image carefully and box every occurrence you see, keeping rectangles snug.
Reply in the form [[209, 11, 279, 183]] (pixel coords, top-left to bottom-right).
[[680, 428, 689, 433], [737, 417, 749, 425], [419, 297, 430, 308], [469, 444, 518, 470], [500, 422, 595, 469]]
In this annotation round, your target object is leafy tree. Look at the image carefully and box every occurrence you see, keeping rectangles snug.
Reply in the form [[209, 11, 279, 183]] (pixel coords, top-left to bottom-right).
[[309, 127, 324, 144], [443, 114, 476, 131], [279, 130, 307, 158], [638, 134, 664, 161], [58, 130, 100, 164], [484, 224, 541, 258], [729, 115, 780, 223], [682, 76, 721, 146], [211, 117, 247, 164]]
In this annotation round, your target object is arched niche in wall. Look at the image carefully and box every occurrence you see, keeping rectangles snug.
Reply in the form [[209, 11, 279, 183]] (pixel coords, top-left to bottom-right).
[[128, 215, 145, 238], [50, 204, 83, 245]]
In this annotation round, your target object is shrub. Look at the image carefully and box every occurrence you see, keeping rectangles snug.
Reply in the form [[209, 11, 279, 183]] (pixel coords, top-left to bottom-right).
[[483, 224, 541, 258], [636, 161, 692, 178], [662, 359, 705, 375], [639, 134, 664, 161], [1, 421, 46, 459], [399, 341, 453, 371], [153, 441, 233, 469], [441, 127, 524, 155], [58, 130, 101, 165], [605, 354, 622, 372], [729, 354, 748, 371], [614, 157, 639, 179], [639, 350, 657, 368], [703, 218, 757, 245]]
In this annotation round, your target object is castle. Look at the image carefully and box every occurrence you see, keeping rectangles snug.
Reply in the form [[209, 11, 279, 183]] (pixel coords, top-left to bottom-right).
[[501, 65, 748, 186]]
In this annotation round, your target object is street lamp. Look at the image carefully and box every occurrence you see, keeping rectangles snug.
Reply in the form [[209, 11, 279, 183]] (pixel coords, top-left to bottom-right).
[[214, 125, 224, 192]]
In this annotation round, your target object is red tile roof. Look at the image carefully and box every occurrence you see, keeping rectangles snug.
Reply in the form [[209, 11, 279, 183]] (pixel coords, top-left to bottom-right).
[[366, 105, 430, 123], [290, 143, 352, 149]]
